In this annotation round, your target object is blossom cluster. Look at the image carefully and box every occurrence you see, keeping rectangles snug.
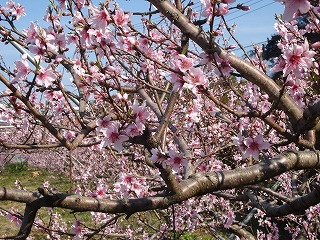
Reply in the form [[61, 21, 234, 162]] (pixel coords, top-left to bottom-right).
[[97, 99, 150, 151], [0, 0, 319, 239]]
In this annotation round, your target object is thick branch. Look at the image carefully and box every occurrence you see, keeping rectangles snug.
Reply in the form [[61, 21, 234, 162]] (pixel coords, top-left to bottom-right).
[[1, 151, 319, 239], [1, 151, 320, 217], [228, 224, 255, 240], [17, 202, 41, 239], [2, 143, 63, 149], [296, 100, 320, 132], [251, 183, 320, 217]]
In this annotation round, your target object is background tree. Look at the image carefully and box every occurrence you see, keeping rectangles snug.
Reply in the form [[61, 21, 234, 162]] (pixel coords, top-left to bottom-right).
[[0, 0, 320, 239]]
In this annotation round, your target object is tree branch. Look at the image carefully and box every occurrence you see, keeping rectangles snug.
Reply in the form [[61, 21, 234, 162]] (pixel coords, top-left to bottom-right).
[[1, 151, 320, 238], [250, 182, 320, 217], [0, 73, 72, 150], [148, 0, 304, 129]]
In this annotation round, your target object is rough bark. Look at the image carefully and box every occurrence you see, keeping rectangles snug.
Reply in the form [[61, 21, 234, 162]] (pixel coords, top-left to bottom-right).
[[1, 151, 320, 239]]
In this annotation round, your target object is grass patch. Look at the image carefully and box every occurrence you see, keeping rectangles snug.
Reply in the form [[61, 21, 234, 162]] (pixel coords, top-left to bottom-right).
[[0, 163, 78, 238], [0, 162, 70, 191], [179, 232, 215, 240]]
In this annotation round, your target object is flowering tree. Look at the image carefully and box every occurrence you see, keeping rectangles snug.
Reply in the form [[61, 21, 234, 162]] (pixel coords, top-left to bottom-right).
[[0, 0, 320, 239]]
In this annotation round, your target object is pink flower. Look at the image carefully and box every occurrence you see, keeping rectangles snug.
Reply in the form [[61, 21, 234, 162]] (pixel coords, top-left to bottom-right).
[[12, 3, 25, 20], [224, 211, 235, 229], [198, 52, 215, 70], [44, 9, 60, 26], [214, 53, 232, 76], [169, 72, 185, 91], [116, 92, 128, 101], [286, 78, 306, 96], [118, 36, 136, 52], [149, 29, 164, 42], [56, 0, 67, 10], [232, 132, 247, 152], [282, 40, 315, 76], [74, 185, 82, 195], [243, 134, 271, 160], [6, 0, 15, 9], [71, 220, 84, 240], [138, 37, 149, 50], [176, 54, 194, 72], [113, 9, 131, 28], [270, 57, 286, 73], [132, 100, 149, 126], [125, 123, 142, 137], [88, 5, 111, 30], [54, 33, 67, 51], [6, 213, 22, 227], [96, 116, 112, 132], [131, 181, 146, 198], [42, 181, 50, 189], [150, 148, 167, 167], [200, 0, 214, 22], [121, 173, 136, 184], [92, 184, 108, 199], [36, 67, 56, 87], [277, 0, 311, 21], [115, 173, 147, 198], [167, 150, 188, 172], [24, 22, 39, 45], [13, 54, 30, 82], [100, 123, 129, 151], [183, 67, 207, 89], [217, 3, 229, 16], [63, 130, 76, 141], [75, 0, 85, 9], [28, 39, 46, 59], [114, 182, 129, 199], [70, 11, 85, 26], [44, 90, 63, 101]]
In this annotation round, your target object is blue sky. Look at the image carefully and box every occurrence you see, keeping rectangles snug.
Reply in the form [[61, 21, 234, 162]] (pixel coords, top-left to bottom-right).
[[3, 0, 284, 60], [116, 1, 283, 51]]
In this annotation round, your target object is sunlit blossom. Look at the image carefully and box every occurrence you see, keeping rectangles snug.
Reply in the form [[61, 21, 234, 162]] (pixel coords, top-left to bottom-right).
[[88, 4, 111, 30], [243, 134, 271, 160], [214, 53, 232, 76], [217, 3, 229, 16], [183, 67, 208, 89], [71, 220, 84, 240], [282, 40, 315, 76], [13, 54, 30, 82], [176, 54, 194, 72], [277, 0, 311, 21], [132, 100, 149, 126], [36, 66, 56, 87], [167, 150, 188, 172], [96, 116, 112, 132], [100, 123, 129, 151], [113, 9, 131, 28]]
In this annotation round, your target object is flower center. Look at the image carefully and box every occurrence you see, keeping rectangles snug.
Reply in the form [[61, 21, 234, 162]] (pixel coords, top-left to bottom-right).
[[290, 55, 301, 66]]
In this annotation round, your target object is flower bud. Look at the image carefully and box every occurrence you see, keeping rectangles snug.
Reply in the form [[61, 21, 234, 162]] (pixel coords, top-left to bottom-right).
[[237, 4, 250, 11]]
